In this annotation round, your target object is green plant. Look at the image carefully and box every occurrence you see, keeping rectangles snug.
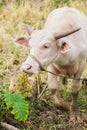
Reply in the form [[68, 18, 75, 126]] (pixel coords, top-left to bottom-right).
[[78, 88, 87, 109], [54, 0, 72, 7], [0, 90, 7, 120], [62, 84, 71, 102], [0, 90, 30, 122]]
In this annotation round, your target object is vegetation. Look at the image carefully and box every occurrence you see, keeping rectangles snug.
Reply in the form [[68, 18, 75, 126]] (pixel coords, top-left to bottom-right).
[[0, 0, 87, 130], [0, 90, 29, 121]]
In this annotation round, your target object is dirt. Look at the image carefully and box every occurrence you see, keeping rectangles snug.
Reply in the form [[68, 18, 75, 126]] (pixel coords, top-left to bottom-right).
[[0, 97, 87, 130]]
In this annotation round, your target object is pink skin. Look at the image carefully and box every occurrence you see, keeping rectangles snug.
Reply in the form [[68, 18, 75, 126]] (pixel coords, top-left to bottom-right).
[[15, 29, 77, 75], [20, 42, 58, 74], [15, 29, 83, 75], [16, 30, 59, 74], [20, 56, 40, 74]]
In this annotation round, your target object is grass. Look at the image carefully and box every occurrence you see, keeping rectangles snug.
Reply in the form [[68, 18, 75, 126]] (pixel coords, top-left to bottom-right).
[[0, 0, 87, 93], [0, 0, 87, 129]]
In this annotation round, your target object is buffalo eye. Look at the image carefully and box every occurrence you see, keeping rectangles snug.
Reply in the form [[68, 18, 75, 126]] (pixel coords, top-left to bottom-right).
[[41, 43, 50, 49], [44, 45, 49, 48]]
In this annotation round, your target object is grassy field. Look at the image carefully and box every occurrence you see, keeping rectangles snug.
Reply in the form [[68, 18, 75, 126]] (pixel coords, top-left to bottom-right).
[[0, 0, 87, 130], [0, 0, 87, 95]]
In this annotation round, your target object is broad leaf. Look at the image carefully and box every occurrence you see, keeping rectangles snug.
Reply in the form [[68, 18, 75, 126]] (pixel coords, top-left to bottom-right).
[[4, 92, 29, 122]]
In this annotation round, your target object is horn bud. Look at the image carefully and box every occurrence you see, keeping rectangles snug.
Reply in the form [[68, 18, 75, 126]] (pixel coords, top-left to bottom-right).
[[24, 22, 33, 34]]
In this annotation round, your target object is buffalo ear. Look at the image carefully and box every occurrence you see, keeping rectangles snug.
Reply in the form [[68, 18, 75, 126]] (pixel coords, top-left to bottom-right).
[[60, 42, 71, 53], [14, 37, 29, 48]]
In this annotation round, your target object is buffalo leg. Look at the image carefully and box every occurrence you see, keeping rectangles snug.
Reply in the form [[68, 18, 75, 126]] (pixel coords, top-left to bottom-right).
[[47, 64, 69, 111]]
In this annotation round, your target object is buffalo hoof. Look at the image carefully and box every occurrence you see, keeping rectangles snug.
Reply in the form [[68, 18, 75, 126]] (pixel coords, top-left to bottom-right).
[[70, 111, 87, 123], [54, 99, 70, 111]]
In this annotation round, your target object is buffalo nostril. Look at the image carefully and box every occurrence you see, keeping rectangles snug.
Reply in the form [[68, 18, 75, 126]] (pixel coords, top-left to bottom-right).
[[26, 65, 32, 70]]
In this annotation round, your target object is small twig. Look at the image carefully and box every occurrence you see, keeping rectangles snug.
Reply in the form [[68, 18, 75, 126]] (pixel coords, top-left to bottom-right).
[[72, 121, 77, 130], [38, 85, 48, 99], [1, 122, 20, 130], [33, 81, 38, 98], [9, 77, 15, 92]]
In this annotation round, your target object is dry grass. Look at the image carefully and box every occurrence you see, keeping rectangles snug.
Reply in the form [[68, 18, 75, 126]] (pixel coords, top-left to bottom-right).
[[0, 0, 55, 94], [0, 0, 87, 95]]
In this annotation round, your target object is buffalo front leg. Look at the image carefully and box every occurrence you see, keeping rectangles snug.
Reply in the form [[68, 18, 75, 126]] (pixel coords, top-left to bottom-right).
[[47, 64, 69, 111]]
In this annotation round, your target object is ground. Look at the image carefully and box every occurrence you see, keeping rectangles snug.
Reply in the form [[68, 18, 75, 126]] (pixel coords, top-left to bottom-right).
[[0, 94, 87, 130]]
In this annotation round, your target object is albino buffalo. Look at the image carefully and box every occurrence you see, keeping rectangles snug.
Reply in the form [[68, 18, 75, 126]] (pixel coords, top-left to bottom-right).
[[15, 7, 87, 122]]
